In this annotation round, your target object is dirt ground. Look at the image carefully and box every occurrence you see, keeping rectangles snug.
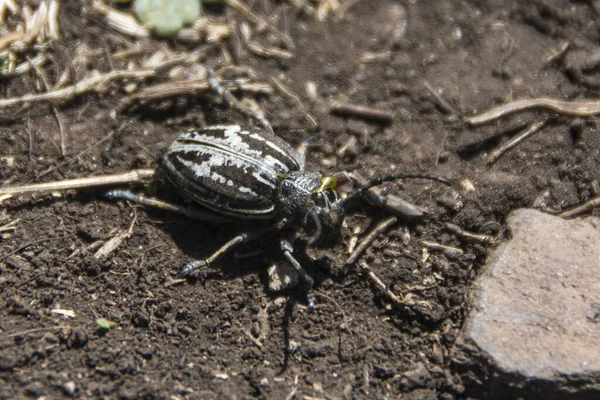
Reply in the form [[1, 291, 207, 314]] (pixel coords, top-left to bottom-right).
[[1, 0, 600, 399]]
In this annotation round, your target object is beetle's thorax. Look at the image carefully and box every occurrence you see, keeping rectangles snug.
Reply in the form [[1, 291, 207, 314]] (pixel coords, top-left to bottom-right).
[[275, 170, 322, 221]]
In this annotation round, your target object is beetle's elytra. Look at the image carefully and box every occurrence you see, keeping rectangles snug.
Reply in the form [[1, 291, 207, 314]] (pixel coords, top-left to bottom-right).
[[161, 125, 306, 217]]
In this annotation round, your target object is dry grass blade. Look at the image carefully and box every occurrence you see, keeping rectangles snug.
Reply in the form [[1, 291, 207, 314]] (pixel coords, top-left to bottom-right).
[[0, 51, 203, 109], [94, 210, 138, 260], [225, 0, 294, 49], [0, 0, 18, 24], [92, 0, 149, 38], [466, 97, 600, 125], [0, 169, 155, 198]]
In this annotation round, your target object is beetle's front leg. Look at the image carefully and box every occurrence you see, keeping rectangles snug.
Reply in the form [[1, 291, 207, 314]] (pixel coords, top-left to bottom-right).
[[105, 190, 230, 222], [180, 225, 277, 276], [280, 236, 316, 310]]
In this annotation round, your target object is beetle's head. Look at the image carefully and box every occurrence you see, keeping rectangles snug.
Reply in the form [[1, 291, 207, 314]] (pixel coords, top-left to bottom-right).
[[304, 176, 345, 247]]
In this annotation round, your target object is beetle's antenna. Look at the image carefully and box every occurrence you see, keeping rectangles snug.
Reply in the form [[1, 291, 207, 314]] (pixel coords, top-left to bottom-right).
[[338, 173, 452, 208]]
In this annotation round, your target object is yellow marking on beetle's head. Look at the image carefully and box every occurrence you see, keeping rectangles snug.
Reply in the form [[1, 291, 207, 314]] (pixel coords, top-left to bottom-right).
[[315, 176, 337, 192]]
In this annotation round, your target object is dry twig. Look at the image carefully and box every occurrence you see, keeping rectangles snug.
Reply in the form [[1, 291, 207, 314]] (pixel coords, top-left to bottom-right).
[[0, 169, 155, 198], [466, 97, 600, 125], [364, 188, 427, 220], [558, 197, 600, 218], [345, 216, 397, 265], [92, 1, 149, 38], [121, 77, 273, 108], [444, 223, 498, 244], [93, 210, 138, 259], [330, 102, 395, 124], [424, 81, 459, 117], [420, 240, 463, 255], [357, 260, 405, 307], [486, 120, 547, 165]]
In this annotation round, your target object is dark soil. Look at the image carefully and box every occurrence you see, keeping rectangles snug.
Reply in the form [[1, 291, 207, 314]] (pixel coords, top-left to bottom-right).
[[1, 1, 599, 399]]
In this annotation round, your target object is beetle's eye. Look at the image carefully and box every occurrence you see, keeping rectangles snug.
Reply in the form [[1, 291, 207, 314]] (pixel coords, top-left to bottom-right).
[[315, 176, 337, 193]]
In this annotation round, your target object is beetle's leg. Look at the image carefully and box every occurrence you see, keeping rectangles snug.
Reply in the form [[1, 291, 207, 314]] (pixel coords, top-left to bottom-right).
[[280, 238, 316, 310], [207, 68, 274, 135], [105, 190, 230, 222], [180, 225, 277, 276], [306, 208, 323, 246]]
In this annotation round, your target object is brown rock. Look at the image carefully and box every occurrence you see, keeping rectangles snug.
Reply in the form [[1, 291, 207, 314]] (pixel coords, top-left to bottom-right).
[[453, 209, 600, 399]]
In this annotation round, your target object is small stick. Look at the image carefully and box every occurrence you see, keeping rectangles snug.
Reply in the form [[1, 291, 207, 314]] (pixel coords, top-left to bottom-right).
[[421, 240, 463, 255], [46, 0, 60, 40], [357, 260, 405, 307], [0, 219, 19, 232], [207, 69, 274, 134], [424, 81, 459, 116], [364, 188, 426, 220], [1, 54, 46, 78], [9, 0, 48, 51], [544, 40, 569, 65], [486, 120, 546, 165], [247, 42, 294, 60], [92, 0, 149, 38], [444, 222, 497, 244], [121, 79, 209, 107], [27, 113, 33, 161], [330, 102, 395, 124], [93, 209, 138, 259], [466, 98, 600, 126], [0, 169, 155, 197], [558, 197, 600, 218], [121, 78, 273, 108], [242, 329, 263, 349], [345, 216, 397, 265]]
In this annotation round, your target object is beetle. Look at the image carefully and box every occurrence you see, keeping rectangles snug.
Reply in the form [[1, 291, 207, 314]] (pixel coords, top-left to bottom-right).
[[107, 123, 450, 309]]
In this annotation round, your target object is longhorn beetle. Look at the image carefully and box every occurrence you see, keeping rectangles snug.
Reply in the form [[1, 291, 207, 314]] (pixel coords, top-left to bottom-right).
[[106, 124, 449, 308], [104, 72, 451, 309]]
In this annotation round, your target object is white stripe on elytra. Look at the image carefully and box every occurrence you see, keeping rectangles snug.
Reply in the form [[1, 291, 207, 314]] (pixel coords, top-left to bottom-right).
[[238, 186, 258, 196], [252, 172, 276, 189], [179, 127, 297, 170]]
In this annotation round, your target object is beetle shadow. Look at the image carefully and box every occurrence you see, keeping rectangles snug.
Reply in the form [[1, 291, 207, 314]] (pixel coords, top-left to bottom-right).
[[138, 180, 331, 298]]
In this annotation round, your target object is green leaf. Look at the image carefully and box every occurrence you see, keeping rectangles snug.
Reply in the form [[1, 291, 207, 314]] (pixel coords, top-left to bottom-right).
[[134, 0, 201, 38], [96, 318, 116, 330]]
